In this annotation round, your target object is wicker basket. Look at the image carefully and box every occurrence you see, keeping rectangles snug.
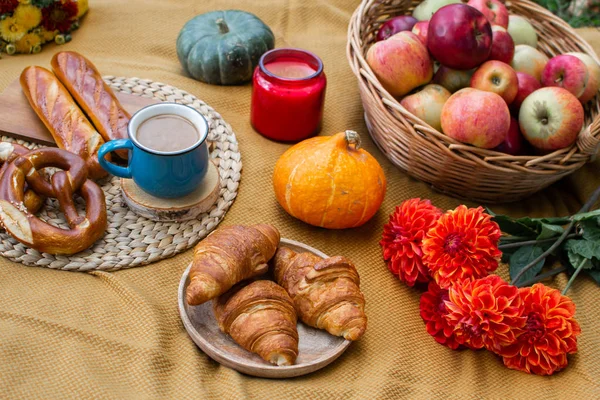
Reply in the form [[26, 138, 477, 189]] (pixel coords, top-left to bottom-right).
[[347, 0, 600, 203]]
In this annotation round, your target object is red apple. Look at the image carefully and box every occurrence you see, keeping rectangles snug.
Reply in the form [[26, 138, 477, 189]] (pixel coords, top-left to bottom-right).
[[441, 88, 510, 148], [488, 26, 514, 64], [511, 72, 541, 113], [541, 55, 589, 99], [433, 65, 475, 92], [519, 87, 584, 150], [470, 60, 518, 104], [511, 45, 549, 82], [400, 84, 451, 131], [366, 31, 434, 97], [427, 4, 492, 70], [566, 52, 600, 103], [495, 117, 525, 155], [412, 20, 429, 45], [467, 0, 509, 28], [377, 16, 418, 41]]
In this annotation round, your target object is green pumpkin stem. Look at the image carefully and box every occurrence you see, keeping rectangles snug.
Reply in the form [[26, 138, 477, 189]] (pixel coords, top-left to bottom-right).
[[215, 18, 229, 34], [345, 130, 362, 150]]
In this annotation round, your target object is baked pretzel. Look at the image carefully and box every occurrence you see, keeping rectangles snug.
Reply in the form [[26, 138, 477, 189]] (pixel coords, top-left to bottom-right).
[[0, 147, 107, 255], [0, 142, 45, 214]]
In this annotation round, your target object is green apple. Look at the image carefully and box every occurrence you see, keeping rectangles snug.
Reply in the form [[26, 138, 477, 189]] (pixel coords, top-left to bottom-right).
[[412, 0, 461, 21], [507, 15, 537, 48], [400, 84, 451, 131], [511, 45, 548, 82]]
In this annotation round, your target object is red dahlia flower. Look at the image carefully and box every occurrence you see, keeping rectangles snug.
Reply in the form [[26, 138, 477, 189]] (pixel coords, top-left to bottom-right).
[[42, 0, 77, 33], [420, 281, 461, 349], [423, 205, 501, 289], [501, 284, 581, 375], [0, 0, 18, 15], [380, 198, 442, 286], [445, 275, 526, 351]]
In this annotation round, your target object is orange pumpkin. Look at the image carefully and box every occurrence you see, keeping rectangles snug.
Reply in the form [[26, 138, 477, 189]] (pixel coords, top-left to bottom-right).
[[273, 130, 386, 229]]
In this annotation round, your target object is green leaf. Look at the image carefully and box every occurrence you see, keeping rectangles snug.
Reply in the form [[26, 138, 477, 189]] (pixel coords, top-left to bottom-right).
[[501, 246, 518, 263], [567, 252, 593, 271], [572, 209, 600, 221], [581, 219, 600, 241], [509, 245, 545, 283], [491, 214, 539, 238], [485, 207, 497, 216], [515, 217, 541, 229], [539, 216, 571, 225], [537, 223, 564, 240], [586, 269, 600, 285], [31, 0, 56, 7], [565, 239, 600, 264], [565, 240, 594, 270]]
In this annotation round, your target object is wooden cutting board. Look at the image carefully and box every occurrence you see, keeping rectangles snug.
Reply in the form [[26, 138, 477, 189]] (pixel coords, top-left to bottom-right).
[[0, 78, 158, 146]]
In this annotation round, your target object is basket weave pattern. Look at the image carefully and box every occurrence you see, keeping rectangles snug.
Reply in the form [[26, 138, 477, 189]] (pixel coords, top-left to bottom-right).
[[347, 0, 600, 203], [0, 77, 242, 271]]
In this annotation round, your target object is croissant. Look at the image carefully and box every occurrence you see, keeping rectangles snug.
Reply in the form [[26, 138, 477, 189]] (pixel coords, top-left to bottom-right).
[[186, 224, 280, 306], [213, 280, 299, 366], [273, 247, 367, 341]]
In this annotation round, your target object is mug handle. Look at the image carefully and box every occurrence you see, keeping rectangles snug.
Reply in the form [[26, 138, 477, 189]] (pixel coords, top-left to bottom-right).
[[98, 139, 133, 178]]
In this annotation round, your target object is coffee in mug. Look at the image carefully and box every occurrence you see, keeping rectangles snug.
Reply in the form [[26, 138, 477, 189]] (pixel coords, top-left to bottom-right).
[[97, 103, 210, 199], [136, 114, 199, 152]]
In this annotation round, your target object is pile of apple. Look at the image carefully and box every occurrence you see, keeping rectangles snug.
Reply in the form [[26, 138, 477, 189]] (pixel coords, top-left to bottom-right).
[[366, 0, 600, 154]]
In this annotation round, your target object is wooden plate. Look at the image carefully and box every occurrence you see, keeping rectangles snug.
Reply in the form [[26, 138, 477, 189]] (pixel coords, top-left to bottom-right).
[[177, 238, 352, 378]]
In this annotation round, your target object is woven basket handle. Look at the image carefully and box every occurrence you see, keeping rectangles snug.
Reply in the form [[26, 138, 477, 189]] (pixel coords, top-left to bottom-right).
[[577, 125, 600, 160]]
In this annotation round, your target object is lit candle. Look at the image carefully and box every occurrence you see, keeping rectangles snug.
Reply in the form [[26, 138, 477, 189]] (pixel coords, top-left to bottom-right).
[[251, 48, 327, 142], [264, 61, 316, 79]]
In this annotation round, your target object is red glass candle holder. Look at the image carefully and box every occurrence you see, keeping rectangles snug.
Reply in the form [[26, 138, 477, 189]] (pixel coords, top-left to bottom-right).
[[251, 48, 327, 142]]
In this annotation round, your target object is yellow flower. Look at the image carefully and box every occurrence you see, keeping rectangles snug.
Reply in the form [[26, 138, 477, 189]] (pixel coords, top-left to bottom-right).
[[14, 4, 42, 30], [15, 32, 41, 53], [39, 28, 58, 43], [0, 17, 26, 43], [76, 0, 89, 18], [18, 0, 31, 4], [13, 4, 42, 30]]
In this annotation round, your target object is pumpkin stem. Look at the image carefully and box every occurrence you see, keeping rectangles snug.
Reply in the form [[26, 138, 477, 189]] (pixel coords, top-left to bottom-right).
[[345, 130, 361, 150], [215, 18, 230, 34]]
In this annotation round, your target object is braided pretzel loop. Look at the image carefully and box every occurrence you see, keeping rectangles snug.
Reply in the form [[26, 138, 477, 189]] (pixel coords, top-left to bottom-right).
[[0, 147, 107, 255], [0, 142, 46, 214]]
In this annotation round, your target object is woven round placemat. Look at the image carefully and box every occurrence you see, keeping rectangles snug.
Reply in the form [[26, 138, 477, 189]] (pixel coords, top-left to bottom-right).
[[0, 77, 242, 271]]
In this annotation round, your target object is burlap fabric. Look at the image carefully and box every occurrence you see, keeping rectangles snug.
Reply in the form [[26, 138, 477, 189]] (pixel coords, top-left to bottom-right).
[[0, 1, 599, 398]]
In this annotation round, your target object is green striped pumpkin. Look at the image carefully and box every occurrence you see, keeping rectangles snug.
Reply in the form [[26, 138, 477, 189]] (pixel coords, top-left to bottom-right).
[[176, 10, 275, 85]]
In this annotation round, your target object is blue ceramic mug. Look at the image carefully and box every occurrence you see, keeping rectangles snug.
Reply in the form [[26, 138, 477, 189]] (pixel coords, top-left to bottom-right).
[[97, 103, 210, 199]]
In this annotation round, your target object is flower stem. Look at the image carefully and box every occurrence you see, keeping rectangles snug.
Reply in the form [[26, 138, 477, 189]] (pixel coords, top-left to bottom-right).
[[562, 258, 588, 295], [499, 234, 579, 250], [511, 223, 574, 285], [516, 266, 567, 287], [510, 184, 600, 286]]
